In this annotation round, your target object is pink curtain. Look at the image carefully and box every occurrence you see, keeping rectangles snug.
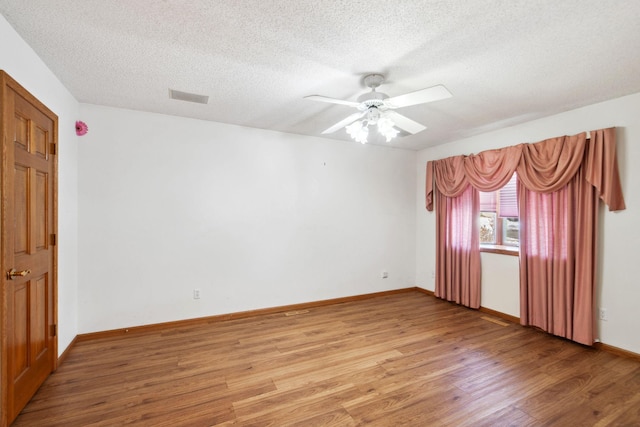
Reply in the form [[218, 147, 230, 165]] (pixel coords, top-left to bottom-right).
[[435, 183, 481, 308], [519, 175, 579, 341], [517, 134, 601, 345], [429, 156, 481, 308], [426, 128, 625, 345]]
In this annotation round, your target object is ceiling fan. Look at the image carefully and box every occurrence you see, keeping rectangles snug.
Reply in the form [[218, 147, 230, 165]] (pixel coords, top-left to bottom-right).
[[305, 74, 452, 143]]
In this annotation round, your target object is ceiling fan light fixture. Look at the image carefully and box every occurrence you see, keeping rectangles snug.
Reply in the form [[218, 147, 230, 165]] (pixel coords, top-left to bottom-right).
[[377, 116, 399, 142], [346, 120, 369, 144], [345, 112, 399, 144]]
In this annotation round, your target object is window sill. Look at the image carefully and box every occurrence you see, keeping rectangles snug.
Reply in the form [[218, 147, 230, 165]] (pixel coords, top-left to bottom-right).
[[480, 245, 519, 256]]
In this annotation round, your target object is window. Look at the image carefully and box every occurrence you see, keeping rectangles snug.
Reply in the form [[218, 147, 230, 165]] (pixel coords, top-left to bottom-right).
[[479, 173, 519, 251]]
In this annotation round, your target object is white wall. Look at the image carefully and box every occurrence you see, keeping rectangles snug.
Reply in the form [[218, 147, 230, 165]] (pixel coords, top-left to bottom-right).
[[416, 92, 640, 354], [0, 15, 79, 355], [480, 253, 520, 318], [77, 105, 417, 333]]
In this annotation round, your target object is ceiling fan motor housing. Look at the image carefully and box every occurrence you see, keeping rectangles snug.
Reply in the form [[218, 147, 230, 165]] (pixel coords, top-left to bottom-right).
[[358, 74, 389, 109], [357, 92, 388, 111]]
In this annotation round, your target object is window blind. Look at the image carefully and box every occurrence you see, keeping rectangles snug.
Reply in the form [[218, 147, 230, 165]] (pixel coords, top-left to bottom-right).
[[498, 173, 518, 217], [479, 190, 496, 212]]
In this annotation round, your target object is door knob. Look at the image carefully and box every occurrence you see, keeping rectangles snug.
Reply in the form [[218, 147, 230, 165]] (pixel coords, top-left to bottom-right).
[[7, 268, 31, 280]]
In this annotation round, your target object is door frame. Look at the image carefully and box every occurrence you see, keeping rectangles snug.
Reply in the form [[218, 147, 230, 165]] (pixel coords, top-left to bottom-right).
[[0, 70, 58, 426]]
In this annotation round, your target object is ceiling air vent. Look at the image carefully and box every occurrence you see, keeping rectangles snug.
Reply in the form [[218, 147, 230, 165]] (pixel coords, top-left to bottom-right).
[[169, 89, 209, 104]]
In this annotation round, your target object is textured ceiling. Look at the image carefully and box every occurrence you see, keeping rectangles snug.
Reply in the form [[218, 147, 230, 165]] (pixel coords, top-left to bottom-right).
[[1, 1, 640, 150]]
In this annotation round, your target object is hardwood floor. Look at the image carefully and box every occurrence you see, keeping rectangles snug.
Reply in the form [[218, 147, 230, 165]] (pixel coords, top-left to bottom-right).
[[13, 292, 640, 426]]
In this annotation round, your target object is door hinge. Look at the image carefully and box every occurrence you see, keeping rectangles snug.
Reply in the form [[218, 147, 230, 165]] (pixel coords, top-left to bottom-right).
[[50, 234, 57, 246], [51, 324, 57, 337], [50, 142, 57, 155]]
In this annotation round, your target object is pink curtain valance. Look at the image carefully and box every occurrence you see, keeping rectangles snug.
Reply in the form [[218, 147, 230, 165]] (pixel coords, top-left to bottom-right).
[[584, 128, 626, 211], [465, 145, 522, 192], [426, 128, 625, 212], [431, 155, 468, 198], [517, 133, 586, 194], [427, 145, 522, 202]]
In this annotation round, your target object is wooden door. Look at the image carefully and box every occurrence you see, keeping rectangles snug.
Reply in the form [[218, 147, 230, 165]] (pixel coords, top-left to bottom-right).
[[0, 71, 58, 426]]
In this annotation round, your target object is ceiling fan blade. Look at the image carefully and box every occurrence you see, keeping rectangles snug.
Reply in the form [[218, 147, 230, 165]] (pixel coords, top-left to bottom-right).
[[305, 95, 360, 108], [322, 111, 366, 134], [386, 111, 427, 134], [385, 84, 452, 108]]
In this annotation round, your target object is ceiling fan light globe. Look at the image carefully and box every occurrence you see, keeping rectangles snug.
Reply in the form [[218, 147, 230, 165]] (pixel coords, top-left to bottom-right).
[[357, 125, 369, 144], [377, 116, 394, 132], [381, 127, 399, 142], [345, 120, 369, 144]]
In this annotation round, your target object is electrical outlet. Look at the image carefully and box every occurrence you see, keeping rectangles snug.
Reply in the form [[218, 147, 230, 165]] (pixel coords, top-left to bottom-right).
[[381, 271, 388, 279], [599, 308, 607, 321], [193, 289, 201, 300]]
